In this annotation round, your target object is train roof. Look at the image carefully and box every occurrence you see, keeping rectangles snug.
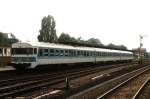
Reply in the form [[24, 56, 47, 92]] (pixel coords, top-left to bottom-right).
[[12, 42, 133, 54]]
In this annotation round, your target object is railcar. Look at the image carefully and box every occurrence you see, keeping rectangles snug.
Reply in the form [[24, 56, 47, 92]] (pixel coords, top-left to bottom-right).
[[10, 42, 134, 69]]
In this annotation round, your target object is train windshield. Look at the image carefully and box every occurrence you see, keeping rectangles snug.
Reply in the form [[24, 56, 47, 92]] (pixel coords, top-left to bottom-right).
[[12, 48, 33, 55]]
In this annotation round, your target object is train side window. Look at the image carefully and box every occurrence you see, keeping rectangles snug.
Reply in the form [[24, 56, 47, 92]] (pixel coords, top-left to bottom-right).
[[96, 52, 99, 56], [84, 51, 86, 56], [87, 51, 89, 56], [44, 49, 48, 53], [99, 52, 101, 56], [77, 51, 80, 56], [50, 49, 54, 56], [69, 50, 72, 56], [92, 52, 95, 56], [38, 49, 43, 56], [105, 52, 108, 56], [81, 51, 83, 56], [43, 49, 48, 56], [90, 52, 92, 56], [91, 52, 93, 56], [73, 50, 76, 56], [65, 50, 68, 56], [60, 50, 64, 56], [101, 52, 104, 56], [55, 49, 59, 56], [71, 50, 74, 56], [109, 53, 111, 56], [102, 52, 104, 56]]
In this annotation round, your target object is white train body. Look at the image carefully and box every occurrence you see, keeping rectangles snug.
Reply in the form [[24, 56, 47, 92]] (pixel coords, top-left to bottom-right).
[[11, 42, 134, 69]]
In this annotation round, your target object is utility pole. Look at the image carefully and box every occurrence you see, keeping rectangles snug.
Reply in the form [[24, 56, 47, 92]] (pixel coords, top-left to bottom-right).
[[139, 35, 142, 64], [65, 70, 70, 90], [139, 35, 147, 64]]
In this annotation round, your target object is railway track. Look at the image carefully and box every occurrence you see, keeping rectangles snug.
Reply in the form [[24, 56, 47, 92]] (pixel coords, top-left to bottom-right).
[[0, 63, 132, 87], [31, 63, 149, 99], [132, 77, 150, 99], [97, 65, 150, 99], [0, 63, 130, 81], [66, 64, 150, 99], [0, 63, 135, 98]]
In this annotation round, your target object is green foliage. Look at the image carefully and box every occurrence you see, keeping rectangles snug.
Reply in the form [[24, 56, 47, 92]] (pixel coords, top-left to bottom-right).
[[0, 32, 18, 44], [38, 15, 57, 43], [0, 32, 5, 43], [107, 43, 127, 50], [37, 15, 128, 50], [86, 38, 102, 46], [58, 33, 77, 43], [58, 33, 128, 50]]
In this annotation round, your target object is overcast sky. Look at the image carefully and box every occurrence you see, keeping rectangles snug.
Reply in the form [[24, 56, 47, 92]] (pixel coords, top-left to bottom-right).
[[0, 0, 150, 51]]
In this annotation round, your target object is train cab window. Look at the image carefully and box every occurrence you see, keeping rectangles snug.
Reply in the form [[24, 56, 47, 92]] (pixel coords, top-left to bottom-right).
[[34, 48, 37, 54]]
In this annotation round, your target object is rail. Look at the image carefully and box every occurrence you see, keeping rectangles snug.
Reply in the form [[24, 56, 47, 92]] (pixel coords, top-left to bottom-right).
[[97, 66, 150, 99], [132, 77, 150, 99]]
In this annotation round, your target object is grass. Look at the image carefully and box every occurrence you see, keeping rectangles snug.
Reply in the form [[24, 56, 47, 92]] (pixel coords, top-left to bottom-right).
[[0, 65, 14, 71]]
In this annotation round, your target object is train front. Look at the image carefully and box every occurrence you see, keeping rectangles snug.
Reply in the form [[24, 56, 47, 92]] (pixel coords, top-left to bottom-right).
[[11, 42, 37, 69]]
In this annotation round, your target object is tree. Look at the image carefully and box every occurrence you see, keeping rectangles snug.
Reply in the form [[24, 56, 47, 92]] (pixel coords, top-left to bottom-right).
[[107, 43, 127, 50], [0, 32, 5, 43], [116, 45, 127, 50], [38, 15, 57, 43], [86, 38, 102, 46], [58, 33, 77, 43], [107, 43, 116, 48], [0, 32, 18, 44]]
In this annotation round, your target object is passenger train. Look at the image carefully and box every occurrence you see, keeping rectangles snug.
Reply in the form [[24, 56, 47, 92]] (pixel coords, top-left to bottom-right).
[[10, 42, 134, 69]]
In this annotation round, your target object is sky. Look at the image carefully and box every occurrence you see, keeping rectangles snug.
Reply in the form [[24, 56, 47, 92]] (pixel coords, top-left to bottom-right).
[[0, 0, 150, 51]]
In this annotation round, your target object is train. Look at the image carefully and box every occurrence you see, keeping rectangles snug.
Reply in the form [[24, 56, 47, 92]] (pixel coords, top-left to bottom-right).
[[10, 42, 134, 69]]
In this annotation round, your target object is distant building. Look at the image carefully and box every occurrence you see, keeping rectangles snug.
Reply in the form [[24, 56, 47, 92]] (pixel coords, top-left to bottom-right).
[[0, 32, 18, 66], [0, 32, 18, 44], [0, 44, 11, 66], [132, 48, 147, 59]]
